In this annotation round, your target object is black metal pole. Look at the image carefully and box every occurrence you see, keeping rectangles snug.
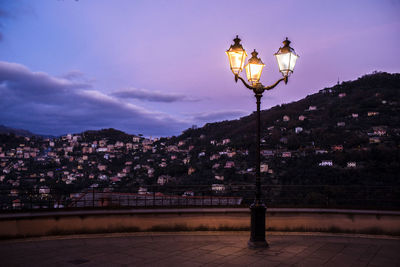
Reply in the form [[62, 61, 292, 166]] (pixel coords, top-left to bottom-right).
[[255, 94, 262, 203], [248, 93, 268, 248]]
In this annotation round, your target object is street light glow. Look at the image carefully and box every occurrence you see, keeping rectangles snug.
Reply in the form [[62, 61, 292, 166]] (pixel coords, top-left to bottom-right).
[[274, 38, 299, 77], [244, 50, 265, 86], [226, 35, 247, 75]]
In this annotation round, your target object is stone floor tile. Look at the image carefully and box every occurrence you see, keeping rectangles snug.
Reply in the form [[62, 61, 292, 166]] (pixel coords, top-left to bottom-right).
[[1, 232, 399, 267], [212, 246, 246, 256]]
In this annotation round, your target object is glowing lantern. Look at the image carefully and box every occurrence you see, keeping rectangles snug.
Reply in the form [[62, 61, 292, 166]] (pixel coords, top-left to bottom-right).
[[274, 37, 299, 77], [244, 50, 265, 86], [226, 35, 247, 75]]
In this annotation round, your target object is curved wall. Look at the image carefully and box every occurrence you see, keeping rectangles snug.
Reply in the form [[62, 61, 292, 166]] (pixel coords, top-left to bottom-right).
[[1, 208, 399, 238]]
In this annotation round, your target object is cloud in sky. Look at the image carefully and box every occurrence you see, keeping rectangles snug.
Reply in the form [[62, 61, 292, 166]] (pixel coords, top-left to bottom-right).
[[0, 8, 9, 41], [112, 87, 201, 103], [0, 61, 189, 136], [190, 110, 248, 122]]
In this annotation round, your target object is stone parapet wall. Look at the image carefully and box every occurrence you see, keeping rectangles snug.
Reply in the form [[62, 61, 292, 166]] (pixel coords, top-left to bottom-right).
[[0, 208, 399, 238]]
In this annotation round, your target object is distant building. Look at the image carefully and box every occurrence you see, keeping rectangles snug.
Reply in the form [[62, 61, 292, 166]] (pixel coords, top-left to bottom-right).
[[157, 175, 171, 185], [215, 175, 224, 181], [368, 111, 379, 117], [212, 163, 220, 169], [352, 113, 359, 118], [178, 140, 186, 147], [182, 191, 194, 197], [262, 150, 275, 157], [308, 105, 317, 111], [283, 115, 290, 122], [210, 154, 220, 161], [188, 167, 196, 175], [372, 127, 386, 136], [319, 160, 333, 167], [338, 93, 346, 98], [98, 164, 107, 171], [295, 127, 303, 133], [222, 139, 231, 145], [298, 115, 306, 121], [337, 122, 346, 127], [369, 137, 380, 144], [282, 152, 292, 158], [227, 151, 236, 158], [138, 187, 148, 195], [212, 184, 225, 192], [260, 164, 268, 173], [347, 162, 357, 168], [224, 161, 235, 168], [331, 145, 343, 151]]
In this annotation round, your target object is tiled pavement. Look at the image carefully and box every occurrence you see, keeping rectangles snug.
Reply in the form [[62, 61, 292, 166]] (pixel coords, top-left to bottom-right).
[[0, 232, 399, 266]]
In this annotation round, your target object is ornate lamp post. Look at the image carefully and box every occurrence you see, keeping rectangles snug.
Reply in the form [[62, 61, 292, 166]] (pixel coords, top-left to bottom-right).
[[226, 36, 299, 248]]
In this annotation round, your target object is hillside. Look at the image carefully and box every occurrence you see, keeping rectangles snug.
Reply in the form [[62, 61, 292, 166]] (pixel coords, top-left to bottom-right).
[[0, 72, 399, 210], [0, 125, 36, 137], [174, 72, 399, 148]]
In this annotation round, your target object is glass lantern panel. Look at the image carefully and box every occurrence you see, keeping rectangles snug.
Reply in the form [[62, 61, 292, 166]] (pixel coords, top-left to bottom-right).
[[245, 63, 265, 85], [275, 52, 298, 76], [227, 51, 247, 75], [288, 52, 298, 71]]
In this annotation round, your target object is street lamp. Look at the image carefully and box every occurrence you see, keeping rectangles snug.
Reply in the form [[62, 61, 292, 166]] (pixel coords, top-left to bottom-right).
[[226, 35, 299, 248]]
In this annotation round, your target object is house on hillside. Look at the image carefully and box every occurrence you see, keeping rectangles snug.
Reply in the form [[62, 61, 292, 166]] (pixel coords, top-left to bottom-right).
[[157, 175, 171, 186], [210, 154, 220, 161], [261, 150, 275, 157], [295, 127, 303, 134], [224, 161, 235, 168], [319, 160, 333, 167], [307, 106, 317, 111], [138, 187, 148, 195], [97, 164, 107, 171], [212, 184, 225, 192], [347, 162, 357, 168], [298, 115, 306, 121], [222, 139, 231, 145], [188, 167, 196, 175], [182, 191, 194, 197], [260, 164, 268, 173], [369, 137, 380, 144], [368, 111, 379, 117], [212, 163, 220, 169], [215, 175, 224, 181], [372, 126, 387, 136], [331, 145, 343, 151], [283, 115, 290, 122]]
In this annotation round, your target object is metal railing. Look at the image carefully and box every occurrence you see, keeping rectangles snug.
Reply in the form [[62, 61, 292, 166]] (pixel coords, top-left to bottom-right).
[[1, 184, 399, 211]]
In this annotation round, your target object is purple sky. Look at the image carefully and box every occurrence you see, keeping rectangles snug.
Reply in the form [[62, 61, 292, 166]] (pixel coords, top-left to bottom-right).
[[0, 0, 399, 137]]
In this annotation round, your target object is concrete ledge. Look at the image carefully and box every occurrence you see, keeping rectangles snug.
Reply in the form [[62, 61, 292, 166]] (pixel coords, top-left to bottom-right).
[[0, 208, 399, 238]]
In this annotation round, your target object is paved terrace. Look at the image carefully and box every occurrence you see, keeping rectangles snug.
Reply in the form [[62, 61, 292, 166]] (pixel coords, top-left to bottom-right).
[[1, 232, 399, 266]]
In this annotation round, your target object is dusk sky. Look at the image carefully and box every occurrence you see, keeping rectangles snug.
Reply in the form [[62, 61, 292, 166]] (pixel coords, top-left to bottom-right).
[[0, 0, 399, 137]]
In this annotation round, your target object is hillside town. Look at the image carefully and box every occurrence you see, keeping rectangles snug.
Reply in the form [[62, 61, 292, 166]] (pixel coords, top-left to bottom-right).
[[0, 72, 399, 210]]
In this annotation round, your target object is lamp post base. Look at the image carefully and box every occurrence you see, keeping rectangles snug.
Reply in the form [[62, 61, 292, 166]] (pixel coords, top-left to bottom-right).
[[248, 203, 268, 248]]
